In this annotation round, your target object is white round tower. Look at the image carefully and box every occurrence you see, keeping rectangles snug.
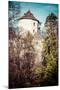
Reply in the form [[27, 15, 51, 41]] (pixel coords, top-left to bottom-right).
[[18, 10, 41, 35]]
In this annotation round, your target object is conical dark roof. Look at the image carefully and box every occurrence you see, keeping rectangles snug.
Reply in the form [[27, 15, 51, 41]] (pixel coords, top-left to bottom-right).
[[18, 10, 41, 24]]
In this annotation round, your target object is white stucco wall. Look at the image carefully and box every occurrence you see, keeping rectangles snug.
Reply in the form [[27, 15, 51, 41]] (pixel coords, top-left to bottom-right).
[[18, 19, 38, 35]]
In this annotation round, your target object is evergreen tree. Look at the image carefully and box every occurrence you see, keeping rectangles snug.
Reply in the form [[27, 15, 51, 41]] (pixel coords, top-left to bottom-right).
[[43, 13, 58, 86]]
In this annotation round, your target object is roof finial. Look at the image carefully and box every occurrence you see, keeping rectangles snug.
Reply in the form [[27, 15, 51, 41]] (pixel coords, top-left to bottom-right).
[[28, 9, 31, 12]]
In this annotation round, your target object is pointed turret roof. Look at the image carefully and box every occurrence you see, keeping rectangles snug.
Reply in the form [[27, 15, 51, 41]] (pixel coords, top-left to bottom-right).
[[18, 10, 41, 24]]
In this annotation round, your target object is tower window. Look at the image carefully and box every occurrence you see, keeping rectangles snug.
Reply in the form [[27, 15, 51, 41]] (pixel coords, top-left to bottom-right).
[[33, 29, 35, 33], [33, 22, 35, 26]]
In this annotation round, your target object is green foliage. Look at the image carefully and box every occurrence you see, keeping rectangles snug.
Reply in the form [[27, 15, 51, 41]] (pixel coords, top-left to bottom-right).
[[45, 13, 57, 24], [43, 13, 58, 85], [9, 13, 58, 88]]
